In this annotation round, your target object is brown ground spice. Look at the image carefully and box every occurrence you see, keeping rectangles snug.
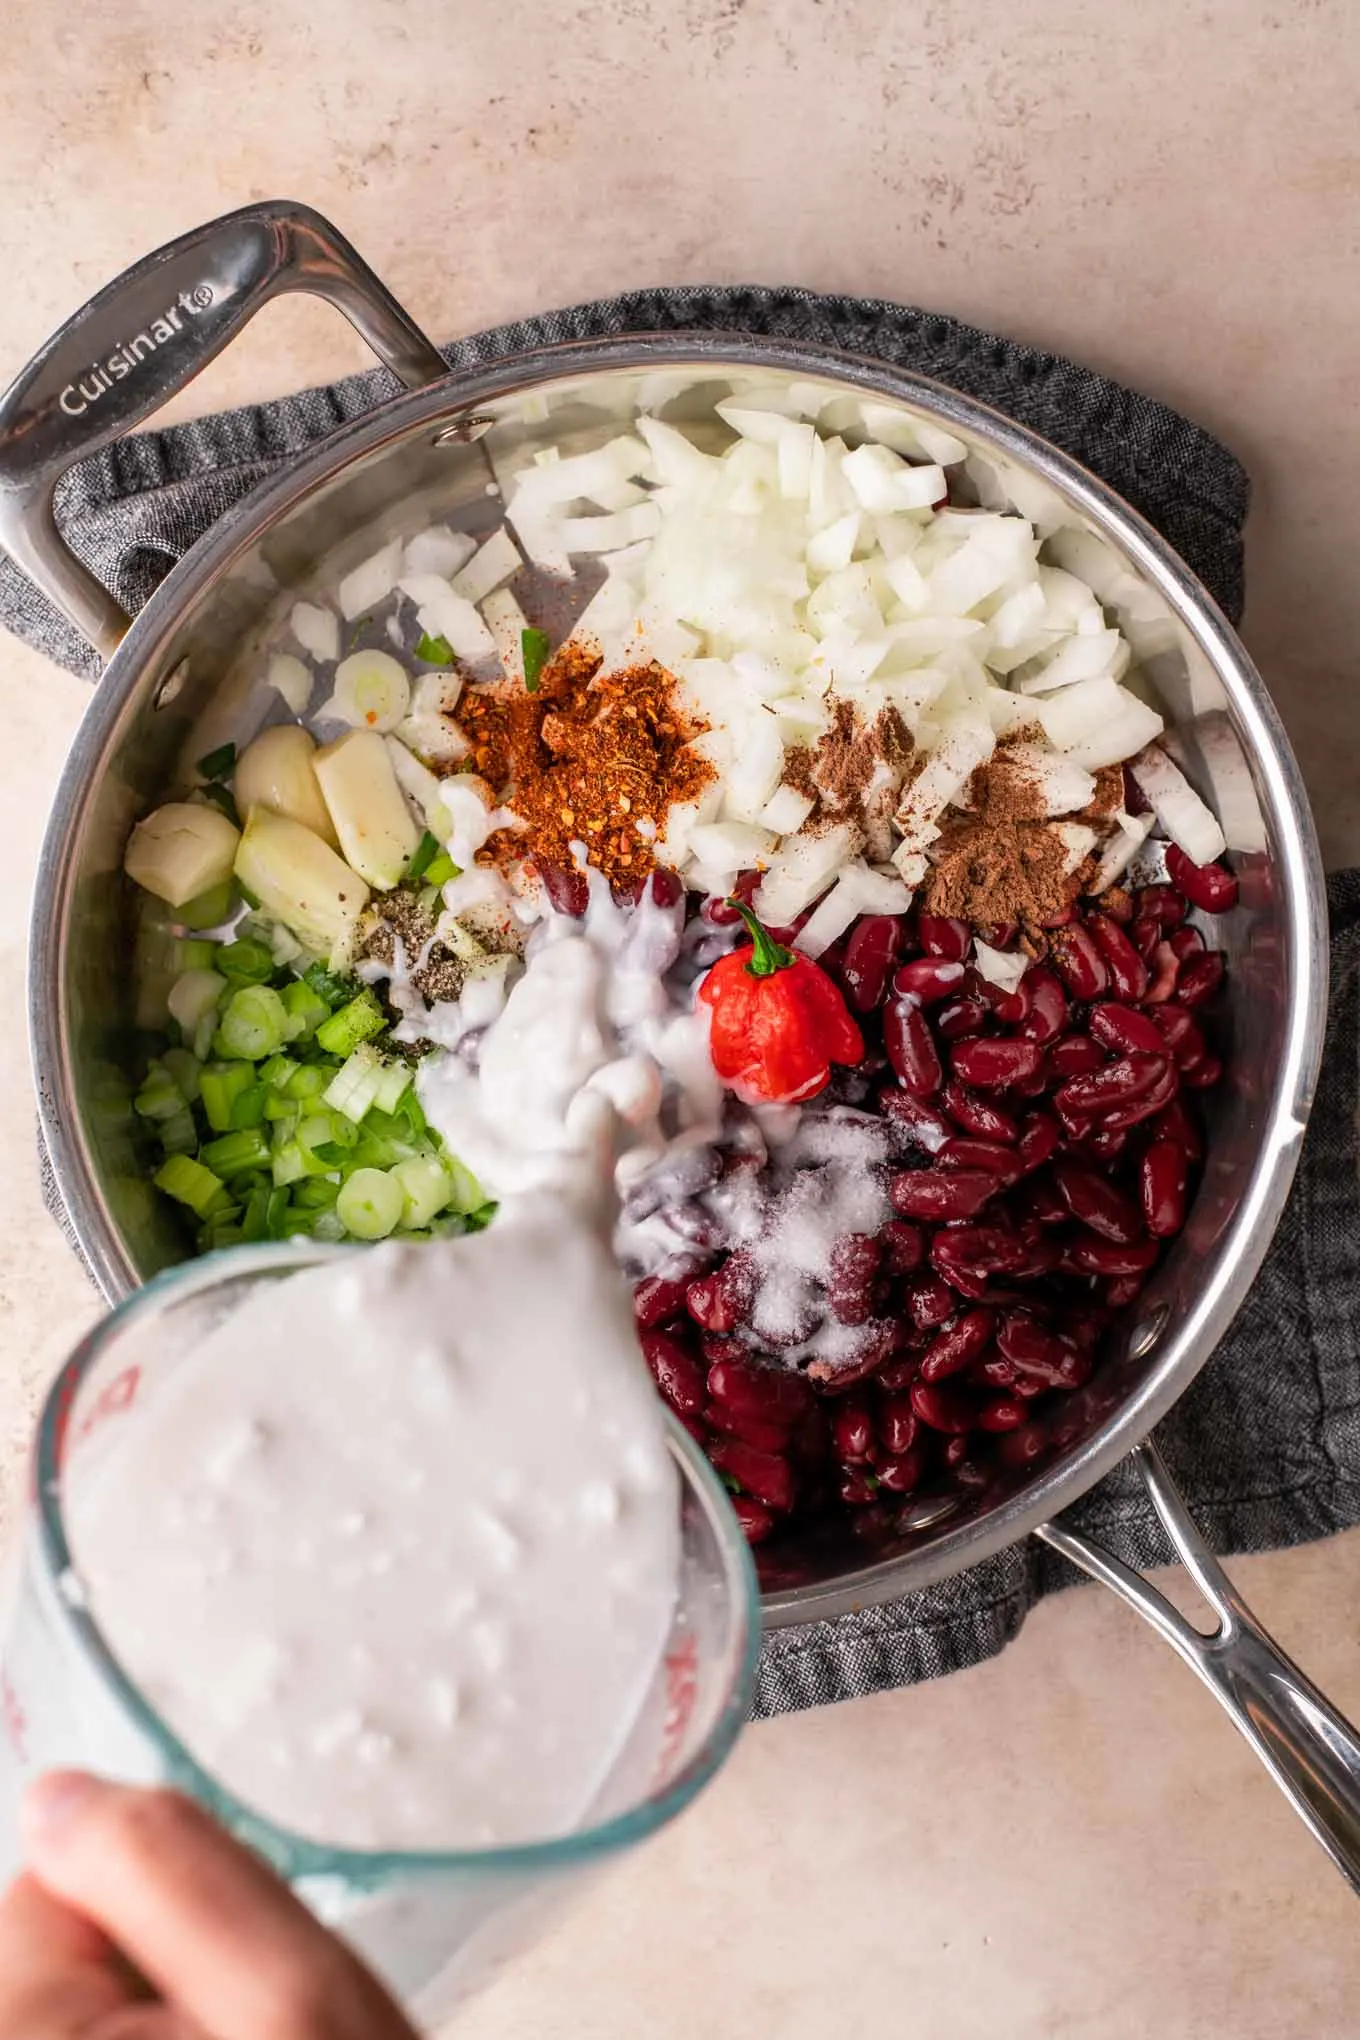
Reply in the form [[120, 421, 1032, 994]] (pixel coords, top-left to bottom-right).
[[924, 739, 1077, 926], [783, 700, 913, 832], [450, 641, 714, 887]]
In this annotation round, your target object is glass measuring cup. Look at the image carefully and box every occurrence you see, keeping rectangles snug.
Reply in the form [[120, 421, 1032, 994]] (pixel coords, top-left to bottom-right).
[[0, 1241, 761, 2023]]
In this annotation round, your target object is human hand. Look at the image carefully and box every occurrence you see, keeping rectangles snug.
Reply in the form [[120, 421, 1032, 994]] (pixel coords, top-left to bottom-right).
[[0, 1769, 421, 2038]]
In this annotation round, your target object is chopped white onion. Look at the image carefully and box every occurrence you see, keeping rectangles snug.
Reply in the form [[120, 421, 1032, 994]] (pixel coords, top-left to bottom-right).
[[1061, 691, 1165, 770], [759, 784, 816, 835], [384, 735, 450, 832], [451, 529, 522, 606], [754, 823, 857, 924], [1129, 744, 1227, 865], [794, 873, 864, 958], [290, 602, 339, 664], [972, 941, 1029, 992], [1054, 820, 1098, 874], [337, 540, 402, 621], [402, 526, 477, 580], [481, 585, 530, 683], [1090, 810, 1154, 892], [398, 575, 497, 663], [267, 653, 312, 717]]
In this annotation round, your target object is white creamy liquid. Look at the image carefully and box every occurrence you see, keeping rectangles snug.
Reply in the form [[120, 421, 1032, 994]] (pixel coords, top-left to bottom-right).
[[68, 1197, 680, 1853]]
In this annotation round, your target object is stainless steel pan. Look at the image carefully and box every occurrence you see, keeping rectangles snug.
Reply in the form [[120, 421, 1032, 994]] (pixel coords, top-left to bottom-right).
[[10, 201, 1359, 1886]]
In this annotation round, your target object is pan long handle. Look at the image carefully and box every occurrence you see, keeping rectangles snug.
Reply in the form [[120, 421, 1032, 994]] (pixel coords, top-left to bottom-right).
[[1037, 1439, 1360, 1895], [0, 201, 447, 658]]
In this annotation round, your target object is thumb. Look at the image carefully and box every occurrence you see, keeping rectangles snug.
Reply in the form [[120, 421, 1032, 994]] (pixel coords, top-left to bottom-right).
[[0, 1870, 140, 2036]]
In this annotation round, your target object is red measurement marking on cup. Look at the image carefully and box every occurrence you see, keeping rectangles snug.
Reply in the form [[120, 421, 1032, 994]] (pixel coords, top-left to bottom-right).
[[651, 1633, 699, 1786], [0, 1666, 28, 1762], [54, 1366, 143, 1470]]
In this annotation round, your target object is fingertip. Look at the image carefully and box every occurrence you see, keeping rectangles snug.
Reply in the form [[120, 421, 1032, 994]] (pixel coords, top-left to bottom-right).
[[22, 1770, 108, 1857]]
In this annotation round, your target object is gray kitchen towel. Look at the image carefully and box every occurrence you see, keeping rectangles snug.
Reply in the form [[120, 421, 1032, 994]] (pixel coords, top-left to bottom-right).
[[10, 284, 1354, 1717]]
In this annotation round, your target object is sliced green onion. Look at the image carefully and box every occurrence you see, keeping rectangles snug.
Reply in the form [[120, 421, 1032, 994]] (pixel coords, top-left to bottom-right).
[[197, 741, 237, 782], [424, 850, 457, 887], [191, 1012, 218, 1063], [324, 1045, 386, 1123], [200, 1128, 271, 1178], [270, 1140, 310, 1188], [413, 631, 455, 666], [217, 986, 288, 1061], [168, 969, 226, 1034], [259, 1054, 299, 1090], [134, 1063, 185, 1122], [311, 1210, 348, 1243], [217, 939, 275, 986], [161, 1048, 202, 1105], [303, 961, 362, 1011], [405, 830, 440, 882], [228, 1082, 268, 1130], [463, 1200, 498, 1232], [170, 938, 218, 974], [199, 1061, 256, 1133], [284, 1063, 330, 1102], [336, 1167, 404, 1240], [294, 1177, 341, 1211], [391, 1155, 453, 1229], [444, 1154, 489, 1214], [521, 627, 550, 693], [264, 1090, 299, 1123], [176, 881, 236, 930], [371, 1061, 411, 1115], [265, 1186, 291, 1239], [281, 979, 331, 1037], [155, 1154, 227, 1220], [241, 1184, 273, 1242], [158, 1107, 198, 1157], [315, 988, 386, 1058]]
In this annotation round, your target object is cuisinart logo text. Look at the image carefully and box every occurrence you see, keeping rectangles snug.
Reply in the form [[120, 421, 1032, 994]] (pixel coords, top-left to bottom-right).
[[59, 283, 217, 417]]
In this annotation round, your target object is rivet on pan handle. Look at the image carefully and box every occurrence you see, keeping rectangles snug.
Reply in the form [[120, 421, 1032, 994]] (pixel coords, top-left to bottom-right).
[[0, 201, 448, 659], [1040, 1440, 1360, 1895]]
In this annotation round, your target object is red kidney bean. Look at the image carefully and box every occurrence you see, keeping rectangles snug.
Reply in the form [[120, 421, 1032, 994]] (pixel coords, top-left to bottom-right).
[[1098, 886, 1135, 924], [884, 999, 944, 1096], [1148, 1002, 1205, 1067], [1047, 1034, 1106, 1078], [1175, 951, 1225, 1009], [1079, 1126, 1129, 1164], [936, 995, 991, 1040], [876, 1353, 922, 1392], [976, 1395, 1027, 1432], [979, 972, 1032, 1026], [1152, 1093, 1203, 1161], [841, 915, 909, 1012], [901, 1274, 959, 1330], [1053, 1160, 1144, 1243], [1089, 1002, 1166, 1055], [707, 1354, 812, 1423], [1054, 1053, 1171, 1129], [878, 1393, 919, 1456], [1016, 1111, 1062, 1173], [879, 1088, 955, 1151], [893, 957, 968, 1005], [996, 1310, 1068, 1369], [839, 1467, 881, 1506], [707, 1436, 796, 1512], [1087, 914, 1149, 1001], [976, 919, 1019, 948], [1128, 915, 1161, 962], [1168, 924, 1205, 964], [1048, 923, 1109, 999], [877, 1444, 930, 1493], [633, 1272, 694, 1329], [1098, 1056, 1180, 1131], [706, 1402, 792, 1454], [1139, 1139, 1190, 1237], [1182, 1052, 1224, 1088], [1136, 883, 1187, 928], [1165, 843, 1239, 913], [1060, 1236, 1161, 1276], [685, 1252, 754, 1333], [998, 1418, 1051, 1468], [540, 863, 589, 916], [939, 1137, 1023, 1185], [949, 1038, 1044, 1090], [730, 1494, 775, 1543], [931, 1224, 1027, 1287], [918, 914, 970, 960], [890, 1168, 1002, 1220], [828, 1233, 883, 1325], [640, 1328, 707, 1416], [1104, 1273, 1146, 1309], [700, 1333, 745, 1367], [941, 1080, 1020, 1143], [910, 1379, 975, 1433], [880, 1219, 926, 1274], [919, 1308, 995, 1383], [1017, 1171, 1069, 1227], [1016, 967, 1069, 1044], [832, 1398, 875, 1463], [1143, 940, 1181, 1003], [702, 872, 761, 924]]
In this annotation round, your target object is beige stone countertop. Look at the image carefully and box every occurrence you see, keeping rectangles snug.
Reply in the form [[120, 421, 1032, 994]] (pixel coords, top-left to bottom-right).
[[2, 2, 1359, 2033]]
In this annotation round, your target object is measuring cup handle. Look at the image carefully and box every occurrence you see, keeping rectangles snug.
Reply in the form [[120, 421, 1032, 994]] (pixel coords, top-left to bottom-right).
[[0, 201, 448, 658], [1037, 1439, 1360, 1895]]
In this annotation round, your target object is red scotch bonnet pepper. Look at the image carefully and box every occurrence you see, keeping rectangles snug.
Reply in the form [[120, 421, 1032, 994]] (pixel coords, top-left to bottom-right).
[[699, 900, 864, 1105]]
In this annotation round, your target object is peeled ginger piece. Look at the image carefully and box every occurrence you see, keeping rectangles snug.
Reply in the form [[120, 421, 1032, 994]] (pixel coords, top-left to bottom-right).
[[124, 802, 240, 908]]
